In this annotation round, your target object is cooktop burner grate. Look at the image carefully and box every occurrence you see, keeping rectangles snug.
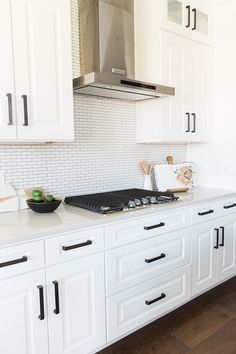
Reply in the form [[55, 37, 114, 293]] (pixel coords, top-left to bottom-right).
[[64, 188, 179, 214]]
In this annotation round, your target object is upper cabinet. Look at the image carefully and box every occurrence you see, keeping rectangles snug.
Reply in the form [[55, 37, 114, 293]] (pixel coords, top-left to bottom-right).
[[161, 0, 213, 45], [0, 0, 74, 143]]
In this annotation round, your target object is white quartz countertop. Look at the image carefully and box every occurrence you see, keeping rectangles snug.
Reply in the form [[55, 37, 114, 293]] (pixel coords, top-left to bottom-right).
[[1, 186, 236, 247]]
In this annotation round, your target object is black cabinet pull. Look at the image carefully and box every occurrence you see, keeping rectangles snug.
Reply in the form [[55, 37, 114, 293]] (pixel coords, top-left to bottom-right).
[[186, 5, 191, 28], [185, 112, 190, 132], [144, 222, 165, 231], [192, 8, 197, 30], [37, 285, 45, 320], [21, 95, 29, 126], [214, 228, 219, 249], [145, 293, 166, 306], [198, 209, 214, 216], [220, 226, 225, 247], [145, 253, 166, 263], [52, 281, 60, 315], [62, 239, 92, 251], [6, 93, 13, 126], [191, 113, 196, 133], [0, 255, 27, 268], [224, 203, 236, 209]]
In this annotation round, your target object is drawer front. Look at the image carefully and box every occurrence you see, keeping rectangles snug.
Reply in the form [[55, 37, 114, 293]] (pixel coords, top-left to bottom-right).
[[105, 208, 191, 249], [106, 229, 191, 296], [107, 266, 190, 341], [220, 197, 236, 216], [191, 201, 220, 224], [45, 227, 104, 265], [0, 241, 44, 280]]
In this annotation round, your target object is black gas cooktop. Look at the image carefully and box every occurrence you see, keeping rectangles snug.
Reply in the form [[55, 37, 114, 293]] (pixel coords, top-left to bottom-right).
[[64, 188, 179, 214]]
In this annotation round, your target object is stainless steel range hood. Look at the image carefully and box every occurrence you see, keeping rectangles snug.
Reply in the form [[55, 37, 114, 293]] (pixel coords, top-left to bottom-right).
[[73, 0, 175, 101]]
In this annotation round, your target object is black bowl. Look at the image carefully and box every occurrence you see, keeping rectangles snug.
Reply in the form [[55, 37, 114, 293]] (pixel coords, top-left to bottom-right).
[[27, 199, 62, 213]]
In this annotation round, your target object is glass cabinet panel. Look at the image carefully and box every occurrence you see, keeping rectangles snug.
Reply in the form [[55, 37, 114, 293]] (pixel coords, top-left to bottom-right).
[[168, 0, 183, 25]]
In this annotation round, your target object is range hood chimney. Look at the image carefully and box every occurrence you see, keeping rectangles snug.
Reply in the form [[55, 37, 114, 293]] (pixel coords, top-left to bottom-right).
[[73, 0, 175, 101]]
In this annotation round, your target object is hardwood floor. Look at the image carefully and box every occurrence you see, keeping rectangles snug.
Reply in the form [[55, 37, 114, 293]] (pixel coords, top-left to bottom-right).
[[98, 277, 236, 354]]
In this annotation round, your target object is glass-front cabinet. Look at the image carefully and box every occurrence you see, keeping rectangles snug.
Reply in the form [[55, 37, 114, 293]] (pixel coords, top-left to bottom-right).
[[161, 0, 212, 45]]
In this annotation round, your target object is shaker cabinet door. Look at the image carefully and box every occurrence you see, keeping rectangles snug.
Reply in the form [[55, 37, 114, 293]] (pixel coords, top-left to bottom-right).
[[0, 270, 48, 354], [46, 253, 106, 354], [11, 0, 74, 141], [0, 1, 17, 140]]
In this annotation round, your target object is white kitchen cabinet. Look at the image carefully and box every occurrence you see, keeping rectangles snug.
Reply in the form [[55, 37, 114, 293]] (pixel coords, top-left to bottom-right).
[[0, 0, 74, 142], [191, 220, 218, 296], [0, 270, 48, 354], [46, 253, 106, 354], [161, 0, 212, 45], [136, 31, 211, 143], [192, 214, 236, 296], [217, 216, 236, 282], [0, 1, 17, 140]]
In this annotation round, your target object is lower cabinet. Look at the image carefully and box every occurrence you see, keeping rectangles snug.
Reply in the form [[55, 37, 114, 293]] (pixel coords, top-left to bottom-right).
[[0, 269, 49, 354], [107, 266, 191, 341], [192, 214, 236, 296], [46, 253, 106, 354]]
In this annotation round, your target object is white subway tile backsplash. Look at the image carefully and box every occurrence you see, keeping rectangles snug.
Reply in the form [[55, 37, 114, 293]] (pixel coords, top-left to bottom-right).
[[0, 0, 186, 197]]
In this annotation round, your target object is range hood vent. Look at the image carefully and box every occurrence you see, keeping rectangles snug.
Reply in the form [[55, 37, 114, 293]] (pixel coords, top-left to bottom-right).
[[73, 0, 175, 101]]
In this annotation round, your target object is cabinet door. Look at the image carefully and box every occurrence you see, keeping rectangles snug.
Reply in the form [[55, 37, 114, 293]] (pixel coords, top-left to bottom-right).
[[11, 0, 74, 141], [190, 0, 213, 44], [0, 1, 17, 140], [0, 270, 48, 354], [161, 0, 186, 35], [161, 31, 189, 142], [192, 221, 218, 296], [186, 41, 211, 142], [47, 253, 106, 354], [218, 216, 236, 282]]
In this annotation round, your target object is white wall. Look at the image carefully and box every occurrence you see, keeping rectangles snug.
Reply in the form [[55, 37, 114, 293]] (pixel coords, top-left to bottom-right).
[[187, 0, 236, 189]]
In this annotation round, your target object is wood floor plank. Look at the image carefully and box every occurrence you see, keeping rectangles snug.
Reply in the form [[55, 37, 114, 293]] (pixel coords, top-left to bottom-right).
[[186, 317, 236, 354], [172, 305, 236, 349]]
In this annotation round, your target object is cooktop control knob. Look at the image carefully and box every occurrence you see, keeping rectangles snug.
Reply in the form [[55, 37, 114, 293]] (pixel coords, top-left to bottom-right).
[[150, 196, 158, 204], [128, 200, 136, 209], [141, 197, 149, 205], [134, 199, 141, 206]]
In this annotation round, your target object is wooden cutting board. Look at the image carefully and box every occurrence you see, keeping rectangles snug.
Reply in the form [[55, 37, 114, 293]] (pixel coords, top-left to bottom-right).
[[0, 183, 18, 213]]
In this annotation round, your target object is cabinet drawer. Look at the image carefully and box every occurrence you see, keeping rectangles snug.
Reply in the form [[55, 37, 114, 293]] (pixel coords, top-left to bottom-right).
[[0, 241, 44, 280], [106, 229, 191, 296], [45, 227, 104, 265], [105, 208, 191, 249], [107, 266, 191, 341], [220, 197, 236, 216], [191, 201, 220, 224]]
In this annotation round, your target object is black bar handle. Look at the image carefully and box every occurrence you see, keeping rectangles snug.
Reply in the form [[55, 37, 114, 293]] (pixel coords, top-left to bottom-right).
[[145, 293, 166, 306], [37, 285, 45, 320], [224, 203, 236, 209], [191, 113, 196, 133], [21, 95, 29, 126], [52, 281, 60, 315], [62, 239, 92, 251], [198, 209, 214, 216], [0, 255, 27, 268], [186, 5, 191, 28], [145, 253, 166, 264], [220, 226, 225, 247], [144, 222, 165, 231], [214, 228, 219, 249], [6, 93, 13, 126], [185, 112, 190, 132], [192, 8, 197, 30]]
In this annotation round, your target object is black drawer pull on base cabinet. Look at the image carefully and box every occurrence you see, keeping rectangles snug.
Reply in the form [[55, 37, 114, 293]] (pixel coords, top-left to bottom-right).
[[198, 209, 214, 216], [0, 255, 28, 268], [62, 240, 92, 251], [144, 222, 165, 231], [145, 253, 166, 263], [145, 293, 166, 305]]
